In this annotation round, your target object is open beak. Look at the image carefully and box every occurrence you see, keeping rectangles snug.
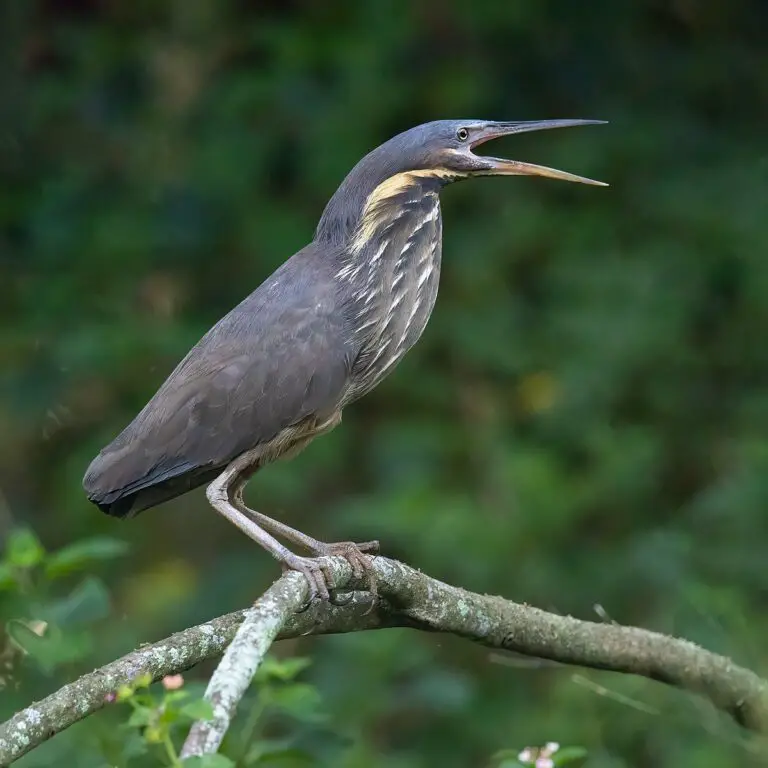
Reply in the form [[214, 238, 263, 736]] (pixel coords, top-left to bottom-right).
[[470, 120, 608, 186]]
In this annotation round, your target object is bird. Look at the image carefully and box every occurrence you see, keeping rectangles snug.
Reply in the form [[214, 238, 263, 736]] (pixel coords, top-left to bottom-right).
[[83, 119, 606, 599]]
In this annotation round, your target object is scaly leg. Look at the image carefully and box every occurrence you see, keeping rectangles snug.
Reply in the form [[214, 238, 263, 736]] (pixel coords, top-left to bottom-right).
[[232, 411, 378, 592], [207, 452, 335, 600], [231, 478, 378, 586], [207, 443, 378, 600]]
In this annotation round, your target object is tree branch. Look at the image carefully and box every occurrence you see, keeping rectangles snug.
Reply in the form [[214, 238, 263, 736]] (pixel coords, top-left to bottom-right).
[[1, 555, 767, 765], [179, 571, 308, 758]]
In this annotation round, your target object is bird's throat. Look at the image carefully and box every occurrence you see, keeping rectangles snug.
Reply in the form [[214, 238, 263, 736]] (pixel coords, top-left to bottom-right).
[[337, 176, 444, 402]]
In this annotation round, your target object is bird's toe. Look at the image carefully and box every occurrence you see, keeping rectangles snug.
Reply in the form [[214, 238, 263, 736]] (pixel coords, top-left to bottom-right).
[[282, 555, 332, 601]]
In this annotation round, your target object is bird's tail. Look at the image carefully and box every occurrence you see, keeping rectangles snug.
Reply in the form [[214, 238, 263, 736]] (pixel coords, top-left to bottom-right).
[[83, 448, 219, 519]]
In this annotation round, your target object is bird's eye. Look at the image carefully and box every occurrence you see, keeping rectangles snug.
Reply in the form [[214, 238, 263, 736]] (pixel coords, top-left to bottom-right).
[[456, 127, 469, 142]]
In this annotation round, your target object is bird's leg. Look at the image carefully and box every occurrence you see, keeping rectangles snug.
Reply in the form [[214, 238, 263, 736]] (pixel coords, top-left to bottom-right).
[[207, 456, 338, 600], [229, 477, 378, 595]]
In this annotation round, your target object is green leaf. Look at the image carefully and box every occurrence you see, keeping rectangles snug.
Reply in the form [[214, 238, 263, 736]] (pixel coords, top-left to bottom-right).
[[179, 697, 215, 721], [0, 562, 16, 591], [127, 706, 154, 727], [143, 725, 165, 744], [182, 754, 235, 768], [132, 673, 153, 689], [554, 746, 589, 765], [120, 731, 149, 759], [5, 620, 49, 657], [5, 529, 45, 569], [39, 576, 111, 626], [265, 683, 323, 722], [252, 747, 314, 765], [6, 620, 92, 672], [163, 690, 190, 704], [116, 685, 135, 702], [243, 738, 293, 763], [45, 537, 129, 578], [130, 692, 157, 708], [255, 656, 312, 683]]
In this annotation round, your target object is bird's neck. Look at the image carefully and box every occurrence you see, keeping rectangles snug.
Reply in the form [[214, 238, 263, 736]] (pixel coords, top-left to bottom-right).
[[315, 161, 454, 245], [332, 175, 445, 400]]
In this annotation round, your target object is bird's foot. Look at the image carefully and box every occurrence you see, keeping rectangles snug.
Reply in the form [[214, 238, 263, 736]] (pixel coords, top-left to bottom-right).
[[281, 541, 379, 603], [310, 540, 379, 599], [280, 554, 335, 601]]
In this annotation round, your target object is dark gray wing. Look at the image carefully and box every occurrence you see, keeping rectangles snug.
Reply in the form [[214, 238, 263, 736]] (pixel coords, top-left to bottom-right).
[[83, 255, 352, 515]]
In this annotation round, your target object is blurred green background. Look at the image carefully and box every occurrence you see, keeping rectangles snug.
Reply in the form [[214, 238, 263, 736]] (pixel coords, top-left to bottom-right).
[[2, 0, 768, 766]]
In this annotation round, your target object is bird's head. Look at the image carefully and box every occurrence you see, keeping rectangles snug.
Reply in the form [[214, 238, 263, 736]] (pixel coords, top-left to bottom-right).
[[394, 119, 608, 185], [316, 118, 606, 243]]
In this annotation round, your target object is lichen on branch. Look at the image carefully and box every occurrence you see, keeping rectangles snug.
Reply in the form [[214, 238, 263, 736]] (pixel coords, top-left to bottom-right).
[[1, 556, 767, 765]]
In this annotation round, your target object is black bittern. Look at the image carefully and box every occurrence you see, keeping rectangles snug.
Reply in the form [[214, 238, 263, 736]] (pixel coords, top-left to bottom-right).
[[84, 119, 606, 598]]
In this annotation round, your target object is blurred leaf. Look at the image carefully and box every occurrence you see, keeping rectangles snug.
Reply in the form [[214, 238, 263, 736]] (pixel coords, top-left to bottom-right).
[[164, 690, 191, 703], [264, 683, 323, 722], [133, 673, 153, 689], [554, 746, 588, 765], [256, 656, 312, 683], [116, 685, 135, 702], [143, 725, 164, 744], [180, 697, 215, 721], [5, 619, 48, 656], [253, 748, 315, 765], [243, 738, 294, 764], [183, 755, 235, 767], [5, 529, 45, 569], [127, 706, 153, 727], [491, 749, 526, 766], [6, 620, 92, 672], [132, 694, 158, 711], [0, 562, 16, 591], [120, 731, 149, 759], [45, 537, 129, 579], [39, 576, 111, 626]]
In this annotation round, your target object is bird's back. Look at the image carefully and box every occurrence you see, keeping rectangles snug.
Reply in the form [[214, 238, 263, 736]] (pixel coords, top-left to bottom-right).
[[83, 244, 354, 518]]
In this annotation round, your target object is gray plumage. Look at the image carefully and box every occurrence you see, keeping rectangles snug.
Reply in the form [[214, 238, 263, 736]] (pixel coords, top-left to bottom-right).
[[83, 118, 605, 596], [84, 244, 353, 516]]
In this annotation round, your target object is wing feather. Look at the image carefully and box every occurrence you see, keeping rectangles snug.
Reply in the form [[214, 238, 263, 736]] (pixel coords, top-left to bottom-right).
[[83, 248, 352, 515]]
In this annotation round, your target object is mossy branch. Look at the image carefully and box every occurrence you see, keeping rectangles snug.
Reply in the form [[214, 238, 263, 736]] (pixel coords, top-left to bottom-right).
[[1, 556, 767, 765]]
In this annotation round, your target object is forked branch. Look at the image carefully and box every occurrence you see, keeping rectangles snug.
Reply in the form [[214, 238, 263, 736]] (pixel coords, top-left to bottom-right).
[[1, 556, 767, 765]]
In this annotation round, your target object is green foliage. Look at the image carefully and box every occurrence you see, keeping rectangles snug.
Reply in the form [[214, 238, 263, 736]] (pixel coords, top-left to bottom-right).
[[6, 619, 92, 673], [102, 654, 327, 766], [0, 528, 127, 675], [45, 537, 130, 579], [6, 531, 46, 570], [492, 743, 588, 767], [114, 673, 216, 766], [3, 1, 768, 766], [183, 756, 235, 768]]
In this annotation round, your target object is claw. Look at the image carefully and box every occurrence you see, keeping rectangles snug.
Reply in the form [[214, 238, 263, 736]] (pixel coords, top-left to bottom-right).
[[282, 555, 332, 601], [328, 590, 355, 607], [347, 552, 364, 580], [281, 541, 378, 605], [312, 541, 378, 603], [295, 596, 314, 614]]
